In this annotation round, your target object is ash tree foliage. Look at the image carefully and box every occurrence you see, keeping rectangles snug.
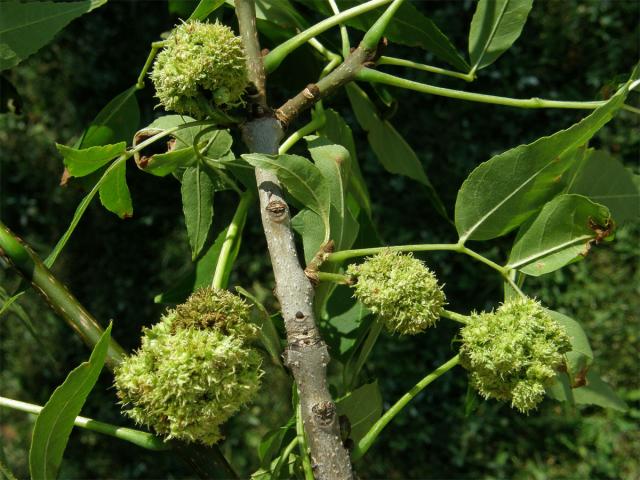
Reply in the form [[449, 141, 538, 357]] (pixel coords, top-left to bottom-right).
[[0, 0, 638, 479]]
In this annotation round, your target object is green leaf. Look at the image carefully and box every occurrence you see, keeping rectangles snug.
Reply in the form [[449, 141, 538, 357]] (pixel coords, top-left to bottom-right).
[[564, 149, 640, 223], [291, 209, 325, 265], [547, 370, 627, 412], [455, 74, 635, 242], [135, 119, 233, 177], [346, 84, 448, 220], [469, 0, 534, 72], [0, 0, 107, 71], [319, 109, 371, 217], [548, 309, 593, 386], [29, 324, 112, 480], [235, 286, 282, 368], [182, 165, 215, 260], [98, 160, 133, 219], [242, 153, 331, 238], [79, 86, 139, 148], [188, 0, 225, 20], [295, 0, 468, 71], [306, 138, 360, 251], [507, 194, 612, 276], [56, 142, 127, 178], [256, 417, 294, 468], [336, 381, 383, 444]]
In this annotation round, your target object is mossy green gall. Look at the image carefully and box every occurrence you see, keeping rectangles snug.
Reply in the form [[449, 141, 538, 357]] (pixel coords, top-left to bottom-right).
[[150, 20, 248, 119], [114, 288, 262, 445], [347, 250, 446, 335], [459, 298, 571, 413]]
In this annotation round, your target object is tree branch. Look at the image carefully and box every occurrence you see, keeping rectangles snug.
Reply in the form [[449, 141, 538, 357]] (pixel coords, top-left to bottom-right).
[[235, 1, 354, 478]]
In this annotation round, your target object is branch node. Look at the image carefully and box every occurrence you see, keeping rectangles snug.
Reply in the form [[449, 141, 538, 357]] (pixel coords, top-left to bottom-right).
[[312, 401, 337, 427], [265, 199, 288, 222]]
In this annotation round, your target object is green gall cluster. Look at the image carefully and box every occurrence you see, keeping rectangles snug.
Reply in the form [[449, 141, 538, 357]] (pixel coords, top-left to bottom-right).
[[459, 298, 571, 413], [114, 288, 262, 445], [150, 20, 248, 119], [347, 250, 446, 335]]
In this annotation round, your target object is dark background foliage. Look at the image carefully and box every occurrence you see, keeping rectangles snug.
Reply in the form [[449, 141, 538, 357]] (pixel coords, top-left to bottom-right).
[[1, 1, 638, 478]]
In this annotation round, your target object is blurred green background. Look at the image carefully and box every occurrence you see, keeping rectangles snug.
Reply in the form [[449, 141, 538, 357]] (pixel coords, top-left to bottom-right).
[[1, 1, 638, 478]]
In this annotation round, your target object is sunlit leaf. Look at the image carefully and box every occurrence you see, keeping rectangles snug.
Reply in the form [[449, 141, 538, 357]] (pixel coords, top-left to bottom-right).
[[29, 324, 112, 480], [455, 71, 636, 242], [0, 0, 107, 71], [243, 153, 331, 238], [56, 142, 126, 178], [564, 149, 640, 223], [469, 0, 533, 72], [182, 165, 215, 259], [507, 194, 612, 276], [99, 160, 133, 219]]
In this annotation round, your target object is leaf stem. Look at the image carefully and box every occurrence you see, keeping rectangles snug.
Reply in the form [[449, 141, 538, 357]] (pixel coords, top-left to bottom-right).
[[326, 243, 460, 264], [360, 0, 405, 50], [264, 0, 392, 73], [356, 68, 605, 110], [212, 190, 252, 289], [272, 437, 299, 479], [351, 354, 460, 461], [456, 244, 506, 274], [0, 221, 127, 368], [327, 0, 351, 58], [378, 56, 474, 82], [0, 396, 168, 451], [45, 120, 216, 267], [345, 318, 383, 390], [316, 271, 353, 285], [296, 401, 314, 480], [279, 115, 326, 154], [136, 41, 168, 90], [441, 309, 470, 324]]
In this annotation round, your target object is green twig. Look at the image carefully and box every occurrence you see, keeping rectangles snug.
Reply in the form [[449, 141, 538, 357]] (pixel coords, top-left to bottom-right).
[[0, 221, 127, 368], [351, 354, 460, 461], [136, 41, 168, 90], [296, 402, 314, 480], [279, 115, 326, 154], [272, 437, 299, 479], [326, 243, 460, 264], [356, 68, 605, 110], [0, 396, 168, 451], [345, 318, 383, 390], [212, 191, 252, 289], [441, 309, 470, 325], [360, 0, 405, 50], [264, 0, 392, 73], [378, 56, 474, 82], [316, 271, 353, 285], [327, 0, 351, 59]]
